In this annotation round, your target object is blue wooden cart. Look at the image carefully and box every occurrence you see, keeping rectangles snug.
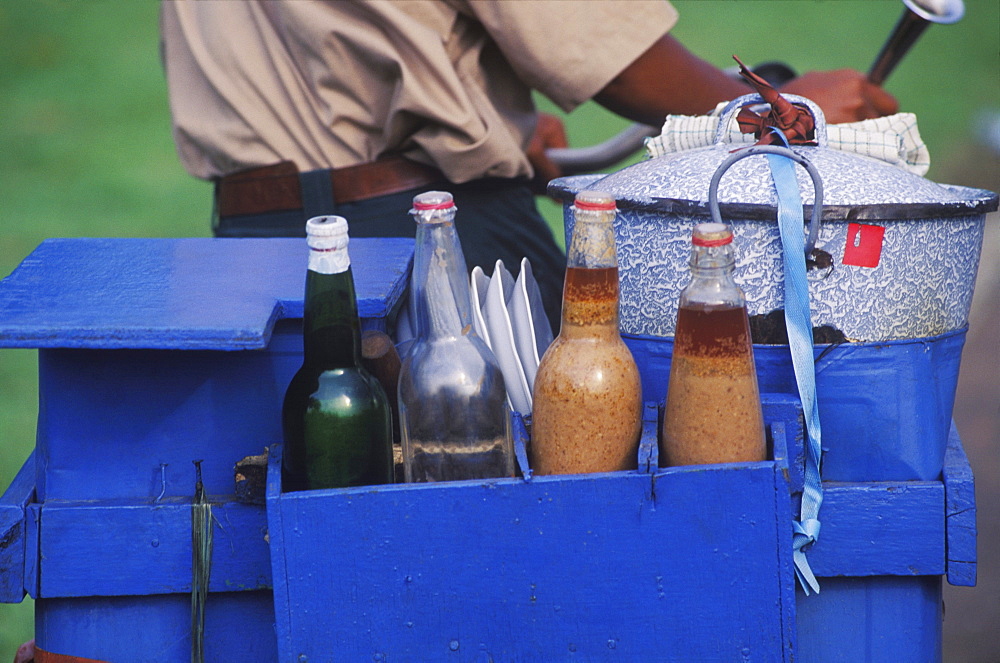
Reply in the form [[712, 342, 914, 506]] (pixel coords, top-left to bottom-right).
[[0, 238, 975, 661]]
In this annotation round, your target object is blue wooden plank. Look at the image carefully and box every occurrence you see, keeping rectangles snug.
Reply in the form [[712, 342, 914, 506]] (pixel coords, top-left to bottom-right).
[[622, 332, 673, 404], [511, 412, 533, 480], [637, 402, 659, 472], [771, 421, 790, 480], [807, 480, 944, 577], [796, 576, 942, 662], [601, 396, 803, 479], [0, 237, 413, 350], [268, 443, 794, 662], [36, 591, 277, 662], [37, 498, 269, 598], [943, 422, 976, 586], [264, 445, 293, 660], [35, 347, 294, 501], [0, 452, 35, 603], [769, 418, 799, 662], [25, 503, 39, 598], [35, 342, 299, 501], [761, 393, 805, 494]]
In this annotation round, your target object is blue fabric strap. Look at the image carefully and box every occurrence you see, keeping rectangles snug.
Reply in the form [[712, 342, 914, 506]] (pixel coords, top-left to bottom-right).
[[765, 134, 824, 596], [299, 169, 336, 221]]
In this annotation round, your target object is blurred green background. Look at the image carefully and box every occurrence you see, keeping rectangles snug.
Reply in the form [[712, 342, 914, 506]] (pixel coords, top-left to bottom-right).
[[1, 0, 997, 659]]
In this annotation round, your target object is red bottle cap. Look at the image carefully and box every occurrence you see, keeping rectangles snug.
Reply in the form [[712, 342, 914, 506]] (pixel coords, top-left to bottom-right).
[[692, 222, 733, 247], [412, 191, 455, 210], [574, 190, 616, 211]]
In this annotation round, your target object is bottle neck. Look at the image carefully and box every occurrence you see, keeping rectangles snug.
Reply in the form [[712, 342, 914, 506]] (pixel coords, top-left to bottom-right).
[[561, 209, 621, 338], [680, 243, 744, 308], [410, 213, 474, 341], [567, 210, 618, 269], [559, 265, 621, 339], [690, 242, 735, 272], [302, 263, 362, 367]]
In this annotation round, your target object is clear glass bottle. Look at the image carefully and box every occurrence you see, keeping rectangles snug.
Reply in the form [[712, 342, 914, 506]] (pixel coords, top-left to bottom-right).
[[661, 222, 766, 466], [398, 191, 515, 482], [281, 215, 394, 491], [530, 190, 642, 475]]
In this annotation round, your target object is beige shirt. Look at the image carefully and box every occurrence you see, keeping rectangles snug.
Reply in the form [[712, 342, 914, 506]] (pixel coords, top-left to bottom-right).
[[160, 0, 678, 183]]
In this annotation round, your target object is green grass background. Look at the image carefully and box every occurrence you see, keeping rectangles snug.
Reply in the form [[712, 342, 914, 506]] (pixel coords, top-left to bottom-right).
[[1, 0, 997, 658]]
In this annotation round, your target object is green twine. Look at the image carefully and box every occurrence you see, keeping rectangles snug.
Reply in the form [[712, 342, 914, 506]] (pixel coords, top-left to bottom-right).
[[191, 460, 213, 663]]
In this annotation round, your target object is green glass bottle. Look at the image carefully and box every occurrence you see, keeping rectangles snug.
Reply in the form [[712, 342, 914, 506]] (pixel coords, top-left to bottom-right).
[[281, 215, 394, 491]]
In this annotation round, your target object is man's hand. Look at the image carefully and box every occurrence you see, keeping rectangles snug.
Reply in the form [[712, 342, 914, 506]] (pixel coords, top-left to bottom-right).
[[526, 112, 569, 195], [14, 640, 34, 663], [780, 69, 899, 123]]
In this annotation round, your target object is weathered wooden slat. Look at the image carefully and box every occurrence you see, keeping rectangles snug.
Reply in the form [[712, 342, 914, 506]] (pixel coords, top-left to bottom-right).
[[0, 237, 413, 350], [637, 402, 660, 472], [264, 446, 291, 660], [796, 575, 943, 662], [38, 498, 269, 598], [268, 442, 795, 663], [23, 429, 969, 605], [35, 345, 299, 501], [761, 393, 806, 493], [808, 481, 944, 577], [0, 452, 34, 602], [769, 417, 799, 662], [25, 503, 40, 598], [35, 591, 277, 662], [943, 422, 977, 586]]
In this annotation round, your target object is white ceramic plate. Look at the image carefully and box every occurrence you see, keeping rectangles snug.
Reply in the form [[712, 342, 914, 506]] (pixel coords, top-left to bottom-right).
[[509, 257, 554, 388], [482, 260, 532, 415], [469, 265, 492, 349]]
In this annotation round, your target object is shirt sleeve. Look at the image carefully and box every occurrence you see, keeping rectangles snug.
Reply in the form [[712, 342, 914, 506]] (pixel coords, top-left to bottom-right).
[[459, 0, 678, 112]]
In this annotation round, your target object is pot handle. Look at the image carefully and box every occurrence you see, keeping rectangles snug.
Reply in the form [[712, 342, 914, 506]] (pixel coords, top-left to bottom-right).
[[708, 144, 825, 256], [713, 93, 829, 148]]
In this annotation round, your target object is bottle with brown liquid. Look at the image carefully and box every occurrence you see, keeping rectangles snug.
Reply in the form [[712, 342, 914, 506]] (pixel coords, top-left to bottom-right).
[[530, 191, 642, 475], [661, 222, 765, 466]]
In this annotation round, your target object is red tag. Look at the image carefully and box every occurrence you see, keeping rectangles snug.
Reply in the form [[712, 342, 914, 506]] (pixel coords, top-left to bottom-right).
[[842, 223, 885, 268]]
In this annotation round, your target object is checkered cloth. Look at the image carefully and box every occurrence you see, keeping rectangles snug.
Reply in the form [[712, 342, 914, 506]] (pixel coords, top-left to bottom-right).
[[645, 102, 930, 176]]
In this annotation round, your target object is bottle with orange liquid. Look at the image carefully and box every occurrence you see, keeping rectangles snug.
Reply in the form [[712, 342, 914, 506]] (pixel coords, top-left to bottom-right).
[[530, 191, 642, 475], [661, 222, 765, 466]]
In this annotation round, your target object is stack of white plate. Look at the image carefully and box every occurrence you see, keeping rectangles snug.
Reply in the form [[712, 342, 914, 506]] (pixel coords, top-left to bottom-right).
[[470, 258, 553, 415]]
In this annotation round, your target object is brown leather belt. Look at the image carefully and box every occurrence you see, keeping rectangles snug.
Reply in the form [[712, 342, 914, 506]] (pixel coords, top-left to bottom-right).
[[216, 157, 446, 218]]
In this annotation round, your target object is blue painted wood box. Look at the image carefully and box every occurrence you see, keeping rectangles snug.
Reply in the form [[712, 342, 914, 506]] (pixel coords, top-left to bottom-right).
[[265, 399, 801, 662], [0, 238, 977, 662]]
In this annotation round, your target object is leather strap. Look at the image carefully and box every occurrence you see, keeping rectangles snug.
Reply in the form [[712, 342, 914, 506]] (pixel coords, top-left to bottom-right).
[[216, 157, 446, 217]]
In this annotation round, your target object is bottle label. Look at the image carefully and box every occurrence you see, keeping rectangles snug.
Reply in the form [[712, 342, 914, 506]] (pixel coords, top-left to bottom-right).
[[308, 237, 350, 274]]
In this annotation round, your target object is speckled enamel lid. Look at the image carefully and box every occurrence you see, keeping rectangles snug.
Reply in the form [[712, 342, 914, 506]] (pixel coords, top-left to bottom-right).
[[550, 95, 997, 221]]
